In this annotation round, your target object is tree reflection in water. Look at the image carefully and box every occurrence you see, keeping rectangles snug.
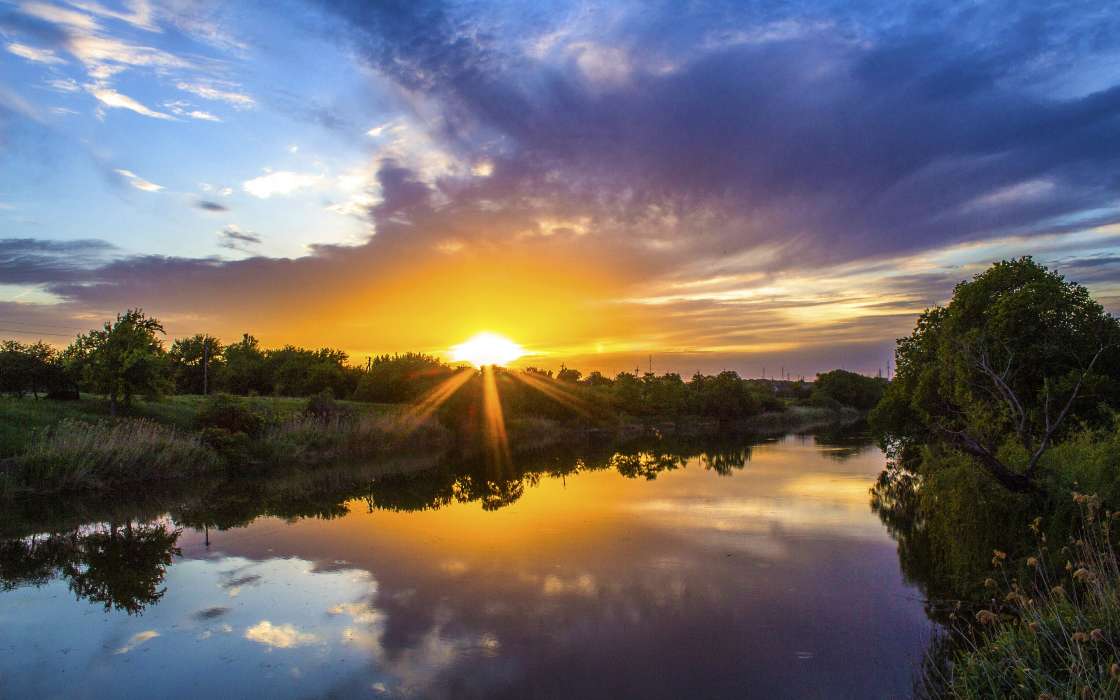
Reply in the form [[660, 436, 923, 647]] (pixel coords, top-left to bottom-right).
[[0, 423, 868, 615], [0, 521, 180, 614]]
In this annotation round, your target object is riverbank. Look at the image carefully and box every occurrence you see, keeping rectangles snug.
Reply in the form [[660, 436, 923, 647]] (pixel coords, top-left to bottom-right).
[[0, 395, 863, 498]]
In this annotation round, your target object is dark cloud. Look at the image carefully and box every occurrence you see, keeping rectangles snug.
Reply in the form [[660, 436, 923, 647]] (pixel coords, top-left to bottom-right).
[[313, 0, 1120, 270], [0, 238, 117, 285], [196, 200, 229, 212], [218, 225, 262, 251]]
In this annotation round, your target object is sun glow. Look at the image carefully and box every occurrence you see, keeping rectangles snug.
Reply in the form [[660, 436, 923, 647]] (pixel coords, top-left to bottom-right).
[[450, 332, 525, 368]]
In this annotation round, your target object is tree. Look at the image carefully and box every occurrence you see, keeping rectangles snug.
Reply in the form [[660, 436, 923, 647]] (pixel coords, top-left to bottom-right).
[[168, 334, 223, 394], [871, 258, 1120, 492], [812, 369, 886, 410], [223, 333, 270, 395], [64, 309, 169, 415]]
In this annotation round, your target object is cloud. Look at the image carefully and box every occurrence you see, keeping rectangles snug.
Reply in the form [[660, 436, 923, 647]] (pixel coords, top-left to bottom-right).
[[18, 1, 99, 31], [45, 77, 81, 92], [7, 41, 66, 63], [175, 81, 255, 109], [195, 200, 228, 212], [242, 171, 322, 198], [163, 100, 220, 121], [69, 0, 159, 32], [114, 168, 163, 191], [244, 621, 318, 649], [87, 85, 174, 120], [113, 630, 160, 655], [0, 237, 117, 284], [218, 224, 261, 250]]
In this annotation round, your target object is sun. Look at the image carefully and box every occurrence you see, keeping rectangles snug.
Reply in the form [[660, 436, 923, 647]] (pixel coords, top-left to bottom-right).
[[450, 332, 525, 368]]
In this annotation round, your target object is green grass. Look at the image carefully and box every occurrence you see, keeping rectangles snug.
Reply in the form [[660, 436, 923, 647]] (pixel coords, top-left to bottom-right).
[[926, 496, 1120, 699], [0, 394, 398, 457]]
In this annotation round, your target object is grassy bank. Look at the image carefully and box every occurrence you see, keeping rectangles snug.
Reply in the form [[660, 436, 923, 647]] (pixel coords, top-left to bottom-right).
[[0, 394, 863, 497], [925, 495, 1120, 698], [0, 394, 396, 457], [0, 394, 445, 497]]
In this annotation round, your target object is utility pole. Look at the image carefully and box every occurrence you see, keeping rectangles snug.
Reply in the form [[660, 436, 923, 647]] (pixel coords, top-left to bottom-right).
[[202, 340, 209, 396]]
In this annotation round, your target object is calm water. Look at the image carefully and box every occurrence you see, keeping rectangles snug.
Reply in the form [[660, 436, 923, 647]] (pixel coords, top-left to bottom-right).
[[0, 430, 933, 698]]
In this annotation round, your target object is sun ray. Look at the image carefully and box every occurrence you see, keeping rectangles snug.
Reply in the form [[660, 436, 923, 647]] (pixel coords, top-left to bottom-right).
[[510, 370, 595, 418], [397, 368, 475, 432], [481, 365, 512, 468]]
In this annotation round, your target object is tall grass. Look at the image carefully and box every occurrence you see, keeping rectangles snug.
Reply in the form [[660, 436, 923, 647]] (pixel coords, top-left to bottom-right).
[[259, 412, 450, 464], [1, 418, 219, 495], [928, 494, 1120, 698]]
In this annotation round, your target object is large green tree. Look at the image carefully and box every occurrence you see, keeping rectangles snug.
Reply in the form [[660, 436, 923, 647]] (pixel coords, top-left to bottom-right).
[[871, 258, 1120, 492], [64, 309, 169, 415]]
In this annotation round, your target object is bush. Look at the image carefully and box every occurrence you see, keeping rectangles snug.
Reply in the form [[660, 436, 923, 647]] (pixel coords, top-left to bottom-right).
[[194, 394, 264, 438], [305, 390, 349, 420]]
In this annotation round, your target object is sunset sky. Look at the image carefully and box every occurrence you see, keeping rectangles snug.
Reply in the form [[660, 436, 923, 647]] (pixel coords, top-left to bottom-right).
[[1, 0, 1119, 376]]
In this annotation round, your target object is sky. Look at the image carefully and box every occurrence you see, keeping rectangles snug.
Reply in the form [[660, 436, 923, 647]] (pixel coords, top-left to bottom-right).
[[1, 0, 1119, 377]]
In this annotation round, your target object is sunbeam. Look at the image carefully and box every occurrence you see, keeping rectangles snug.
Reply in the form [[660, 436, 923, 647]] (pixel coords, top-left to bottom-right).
[[510, 370, 595, 418], [481, 365, 512, 468], [397, 368, 475, 432]]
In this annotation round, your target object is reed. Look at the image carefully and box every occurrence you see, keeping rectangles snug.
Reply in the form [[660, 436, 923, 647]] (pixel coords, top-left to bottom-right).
[[927, 494, 1120, 698], [1, 418, 219, 495]]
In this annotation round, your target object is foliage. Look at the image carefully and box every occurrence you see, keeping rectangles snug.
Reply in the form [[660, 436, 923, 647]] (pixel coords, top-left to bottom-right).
[[928, 497, 1120, 699], [2, 418, 219, 494], [871, 257, 1120, 492], [0, 340, 74, 398], [168, 334, 222, 394], [353, 353, 450, 402], [194, 393, 265, 437], [812, 369, 886, 411], [64, 309, 170, 415]]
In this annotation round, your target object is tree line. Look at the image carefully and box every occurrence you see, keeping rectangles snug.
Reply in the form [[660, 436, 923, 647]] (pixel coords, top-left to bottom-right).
[[0, 310, 886, 420]]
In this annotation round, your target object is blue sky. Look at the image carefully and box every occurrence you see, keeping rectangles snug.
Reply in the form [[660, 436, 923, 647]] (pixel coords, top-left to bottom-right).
[[1, 0, 1119, 374]]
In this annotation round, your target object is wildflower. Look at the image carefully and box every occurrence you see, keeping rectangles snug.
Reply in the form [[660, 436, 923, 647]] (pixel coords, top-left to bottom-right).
[[1073, 492, 1087, 504], [1066, 561, 1074, 572], [1030, 516, 1043, 533], [993, 549, 1008, 560], [1028, 622, 1040, 634], [1073, 568, 1093, 583], [1051, 585, 1066, 597], [1027, 557, 1039, 568], [1072, 631, 1090, 643], [1111, 663, 1120, 678], [984, 577, 998, 589], [1091, 629, 1105, 642], [1005, 592, 1022, 605], [975, 610, 999, 625]]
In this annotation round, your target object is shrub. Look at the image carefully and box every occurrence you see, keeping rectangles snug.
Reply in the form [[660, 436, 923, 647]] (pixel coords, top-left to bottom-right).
[[194, 394, 264, 437], [305, 389, 349, 420]]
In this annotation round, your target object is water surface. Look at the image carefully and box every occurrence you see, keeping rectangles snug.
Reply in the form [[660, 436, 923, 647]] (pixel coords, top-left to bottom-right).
[[0, 430, 933, 698]]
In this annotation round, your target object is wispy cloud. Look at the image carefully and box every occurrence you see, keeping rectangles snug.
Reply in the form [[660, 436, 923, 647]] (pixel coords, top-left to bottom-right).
[[163, 100, 220, 121], [218, 224, 262, 251], [70, 0, 159, 32], [114, 168, 163, 191], [175, 81, 255, 109], [87, 84, 174, 119], [7, 42, 67, 64]]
